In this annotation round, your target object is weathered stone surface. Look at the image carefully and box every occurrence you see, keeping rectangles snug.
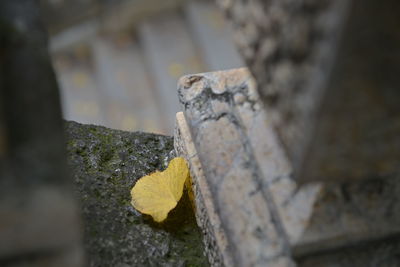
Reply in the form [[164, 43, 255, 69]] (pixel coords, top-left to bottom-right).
[[226, 70, 400, 256], [177, 68, 294, 267], [175, 112, 233, 267], [65, 121, 208, 267], [218, 0, 400, 183], [176, 68, 400, 266]]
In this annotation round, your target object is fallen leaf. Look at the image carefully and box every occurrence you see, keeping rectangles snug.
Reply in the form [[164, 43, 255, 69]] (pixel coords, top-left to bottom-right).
[[130, 157, 189, 222]]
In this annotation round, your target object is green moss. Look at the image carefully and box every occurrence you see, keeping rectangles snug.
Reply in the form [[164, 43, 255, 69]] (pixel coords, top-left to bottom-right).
[[65, 121, 208, 267]]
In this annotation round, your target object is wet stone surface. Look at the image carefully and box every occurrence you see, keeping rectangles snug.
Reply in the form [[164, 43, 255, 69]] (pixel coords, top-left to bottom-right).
[[65, 121, 208, 267]]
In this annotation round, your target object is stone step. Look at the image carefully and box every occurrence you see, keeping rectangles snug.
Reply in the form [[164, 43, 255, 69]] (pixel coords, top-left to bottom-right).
[[50, 1, 245, 134], [41, 0, 184, 34], [137, 10, 205, 134], [183, 0, 244, 71], [91, 33, 164, 133], [52, 43, 106, 126], [49, 20, 99, 53], [99, 0, 185, 33]]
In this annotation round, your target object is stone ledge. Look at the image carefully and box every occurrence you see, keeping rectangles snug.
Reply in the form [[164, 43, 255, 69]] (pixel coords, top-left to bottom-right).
[[174, 68, 400, 266], [175, 68, 293, 267], [175, 111, 233, 267], [65, 121, 208, 266]]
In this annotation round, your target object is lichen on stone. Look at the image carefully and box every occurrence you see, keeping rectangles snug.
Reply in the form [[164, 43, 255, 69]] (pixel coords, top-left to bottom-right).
[[65, 121, 208, 267]]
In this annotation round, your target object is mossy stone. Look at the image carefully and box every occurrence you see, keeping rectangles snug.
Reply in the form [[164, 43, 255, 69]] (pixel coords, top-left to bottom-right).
[[65, 121, 208, 267]]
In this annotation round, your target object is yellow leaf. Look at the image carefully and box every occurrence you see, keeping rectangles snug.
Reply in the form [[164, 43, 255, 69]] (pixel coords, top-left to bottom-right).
[[130, 157, 190, 222]]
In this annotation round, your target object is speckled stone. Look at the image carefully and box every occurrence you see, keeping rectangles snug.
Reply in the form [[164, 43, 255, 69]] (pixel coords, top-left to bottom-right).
[[176, 68, 293, 267], [65, 121, 208, 267], [175, 112, 233, 267], [175, 68, 400, 267]]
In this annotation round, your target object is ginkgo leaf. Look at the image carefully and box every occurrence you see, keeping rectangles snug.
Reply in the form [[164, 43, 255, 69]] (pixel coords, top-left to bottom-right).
[[130, 157, 190, 222]]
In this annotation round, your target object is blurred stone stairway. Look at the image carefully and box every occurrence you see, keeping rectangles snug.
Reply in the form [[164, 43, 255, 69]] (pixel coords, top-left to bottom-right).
[[43, 0, 244, 135]]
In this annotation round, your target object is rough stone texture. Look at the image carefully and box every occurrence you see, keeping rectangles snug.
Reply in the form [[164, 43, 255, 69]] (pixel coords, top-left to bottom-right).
[[65, 121, 208, 267], [223, 71, 400, 257], [175, 112, 233, 267], [218, 0, 400, 183], [177, 68, 294, 267], [176, 68, 400, 266]]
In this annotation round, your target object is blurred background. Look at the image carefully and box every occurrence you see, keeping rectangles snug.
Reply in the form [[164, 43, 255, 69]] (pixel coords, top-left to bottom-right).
[[40, 0, 244, 135]]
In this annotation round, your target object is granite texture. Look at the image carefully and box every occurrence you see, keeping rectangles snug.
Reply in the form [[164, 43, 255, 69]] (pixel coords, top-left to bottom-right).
[[177, 68, 294, 267], [175, 112, 233, 267], [65, 121, 208, 267], [176, 68, 400, 266]]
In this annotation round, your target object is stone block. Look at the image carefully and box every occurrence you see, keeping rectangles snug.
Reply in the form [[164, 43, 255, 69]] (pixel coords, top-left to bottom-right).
[[175, 112, 233, 267], [175, 68, 400, 266], [176, 68, 293, 267]]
